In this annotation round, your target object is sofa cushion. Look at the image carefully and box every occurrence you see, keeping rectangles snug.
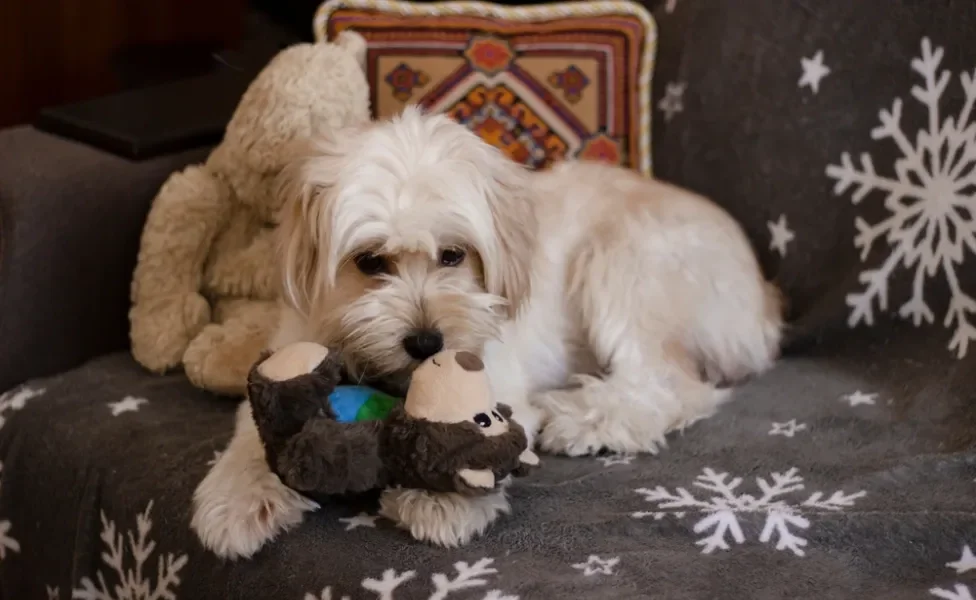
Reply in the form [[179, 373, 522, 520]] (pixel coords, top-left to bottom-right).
[[315, 0, 658, 175], [1, 346, 973, 598], [647, 0, 976, 361]]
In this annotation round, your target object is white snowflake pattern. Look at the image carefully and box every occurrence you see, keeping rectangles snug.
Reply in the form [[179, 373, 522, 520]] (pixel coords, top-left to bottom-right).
[[633, 467, 866, 557], [305, 588, 351, 600], [571, 555, 620, 576], [799, 50, 831, 94], [0, 462, 17, 560], [0, 385, 45, 560], [597, 453, 635, 467], [658, 81, 686, 123], [826, 37, 976, 358], [72, 501, 188, 600], [931, 544, 976, 600], [840, 390, 878, 407], [338, 512, 379, 531], [108, 396, 148, 416], [305, 558, 517, 600], [768, 419, 808, 438], [767, 214, 796, 257]]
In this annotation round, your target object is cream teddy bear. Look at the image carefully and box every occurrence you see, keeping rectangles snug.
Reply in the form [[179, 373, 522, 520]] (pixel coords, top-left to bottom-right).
[[129, 31, 371, 396]]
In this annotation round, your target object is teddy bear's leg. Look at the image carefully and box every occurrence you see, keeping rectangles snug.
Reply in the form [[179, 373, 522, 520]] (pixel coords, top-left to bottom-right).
[[183, 299, 279, 396]]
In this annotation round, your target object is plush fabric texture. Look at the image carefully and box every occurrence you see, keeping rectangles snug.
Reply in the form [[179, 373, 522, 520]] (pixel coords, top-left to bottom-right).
[[127, 33, 372, 398], [315, 0, 657, 175], [2, 1, 976, 598], [647, 0, 976, 362], [1, 344, 973, 599]]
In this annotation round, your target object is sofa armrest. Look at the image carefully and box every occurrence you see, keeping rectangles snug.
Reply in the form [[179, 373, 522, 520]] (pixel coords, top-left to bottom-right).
[[0, 126, 210, 392]]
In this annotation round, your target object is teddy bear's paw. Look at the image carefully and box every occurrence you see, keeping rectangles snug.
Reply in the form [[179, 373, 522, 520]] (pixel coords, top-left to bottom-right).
[[379, 486, 511, 548], [130, 292, 211, 373], [184, 322, 268, 396]]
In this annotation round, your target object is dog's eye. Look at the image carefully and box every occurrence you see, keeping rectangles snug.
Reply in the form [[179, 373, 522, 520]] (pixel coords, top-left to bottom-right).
[[473, 413, 492, 428], [439, 247, 465, 267], [492, 411, 504, 422], [354, 252, 388, 276]]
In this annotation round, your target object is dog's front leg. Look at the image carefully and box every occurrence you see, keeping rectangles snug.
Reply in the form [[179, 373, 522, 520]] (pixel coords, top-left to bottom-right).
[[191, 402, 318, 559]]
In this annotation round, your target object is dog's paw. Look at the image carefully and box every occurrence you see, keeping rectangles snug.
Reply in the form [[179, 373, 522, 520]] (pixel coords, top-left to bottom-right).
[[534, 388, 667, 457], [379, 486, 511, 548], [191, 442, 317, 560]]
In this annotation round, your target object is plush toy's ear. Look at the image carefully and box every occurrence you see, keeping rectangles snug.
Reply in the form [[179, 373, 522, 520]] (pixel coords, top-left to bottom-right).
[[495, 403, 514, 420], [257, 341, 332, 382]]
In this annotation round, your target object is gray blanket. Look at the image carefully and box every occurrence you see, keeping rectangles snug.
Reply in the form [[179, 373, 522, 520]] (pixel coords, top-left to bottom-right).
[[0, 336, 973, 599], [2, 0, 975, 598]]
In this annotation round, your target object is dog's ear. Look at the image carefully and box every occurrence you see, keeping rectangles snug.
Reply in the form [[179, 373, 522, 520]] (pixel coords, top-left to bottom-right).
[[480, 147, 537, 319], [275, 130, 365, 319]]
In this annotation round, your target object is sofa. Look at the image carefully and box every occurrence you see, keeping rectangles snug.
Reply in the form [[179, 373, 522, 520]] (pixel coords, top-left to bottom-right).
[[1, 1, 974, 598]]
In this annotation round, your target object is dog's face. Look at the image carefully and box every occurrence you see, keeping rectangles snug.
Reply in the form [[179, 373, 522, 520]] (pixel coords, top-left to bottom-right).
[[276, 107, 537, 390]]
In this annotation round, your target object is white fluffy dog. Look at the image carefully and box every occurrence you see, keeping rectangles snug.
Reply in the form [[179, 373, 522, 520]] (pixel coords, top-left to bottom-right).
[[191, 106, 783, 559]]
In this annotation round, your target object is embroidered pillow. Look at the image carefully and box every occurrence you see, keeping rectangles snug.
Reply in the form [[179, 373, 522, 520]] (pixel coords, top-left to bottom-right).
[[315, 0, 657, 175]]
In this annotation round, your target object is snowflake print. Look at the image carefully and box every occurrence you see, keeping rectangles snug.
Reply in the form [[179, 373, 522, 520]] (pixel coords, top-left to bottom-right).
[[768, 419, 808, 438], [840, 390, 877, 407], [0, 385, 45, 561], [767, 214, 796, 257], [305, 558, 517, 600], [597, 453, 635, 467], [657, 81, 686, 123], [339, 512, 379, 531], [108, 396, 147, 416], [571, 555, 620, 576], [947, 545, 976, 574], [931, 544, 976, 600], [633, 467, 866, 557], [0, 462, 18, 560], [305, 588, 351, 600], [72, 501, 188, 600], [826, 37, 976, 358], [932, 586, 974, 600], [798, 50, 831, 94]]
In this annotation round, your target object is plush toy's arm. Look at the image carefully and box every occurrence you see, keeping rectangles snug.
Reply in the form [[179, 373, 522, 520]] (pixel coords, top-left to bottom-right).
[[439, 425, 529, 495], [129, 165, 233, 372], [481, 404, 541, 477], [277, 419, 387, 496]]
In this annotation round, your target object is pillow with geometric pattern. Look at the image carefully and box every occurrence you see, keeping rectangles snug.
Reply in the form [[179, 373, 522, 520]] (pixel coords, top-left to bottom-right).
[[315, 0, 658, 176]]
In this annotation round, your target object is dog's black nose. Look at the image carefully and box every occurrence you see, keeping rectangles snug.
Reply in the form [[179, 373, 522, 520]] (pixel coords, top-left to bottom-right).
[[403, 329, 444, 360]]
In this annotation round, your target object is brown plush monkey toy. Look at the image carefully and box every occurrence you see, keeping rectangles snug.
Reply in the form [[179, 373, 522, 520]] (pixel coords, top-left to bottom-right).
[[248, 342, 540, 501]]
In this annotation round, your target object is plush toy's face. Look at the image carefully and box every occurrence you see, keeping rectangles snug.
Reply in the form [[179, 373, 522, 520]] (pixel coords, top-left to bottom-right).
[[404, 349, 510, 437]]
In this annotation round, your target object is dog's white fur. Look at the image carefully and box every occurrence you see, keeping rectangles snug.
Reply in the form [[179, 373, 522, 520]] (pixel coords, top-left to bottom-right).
[[191, 107, 783, 559]]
